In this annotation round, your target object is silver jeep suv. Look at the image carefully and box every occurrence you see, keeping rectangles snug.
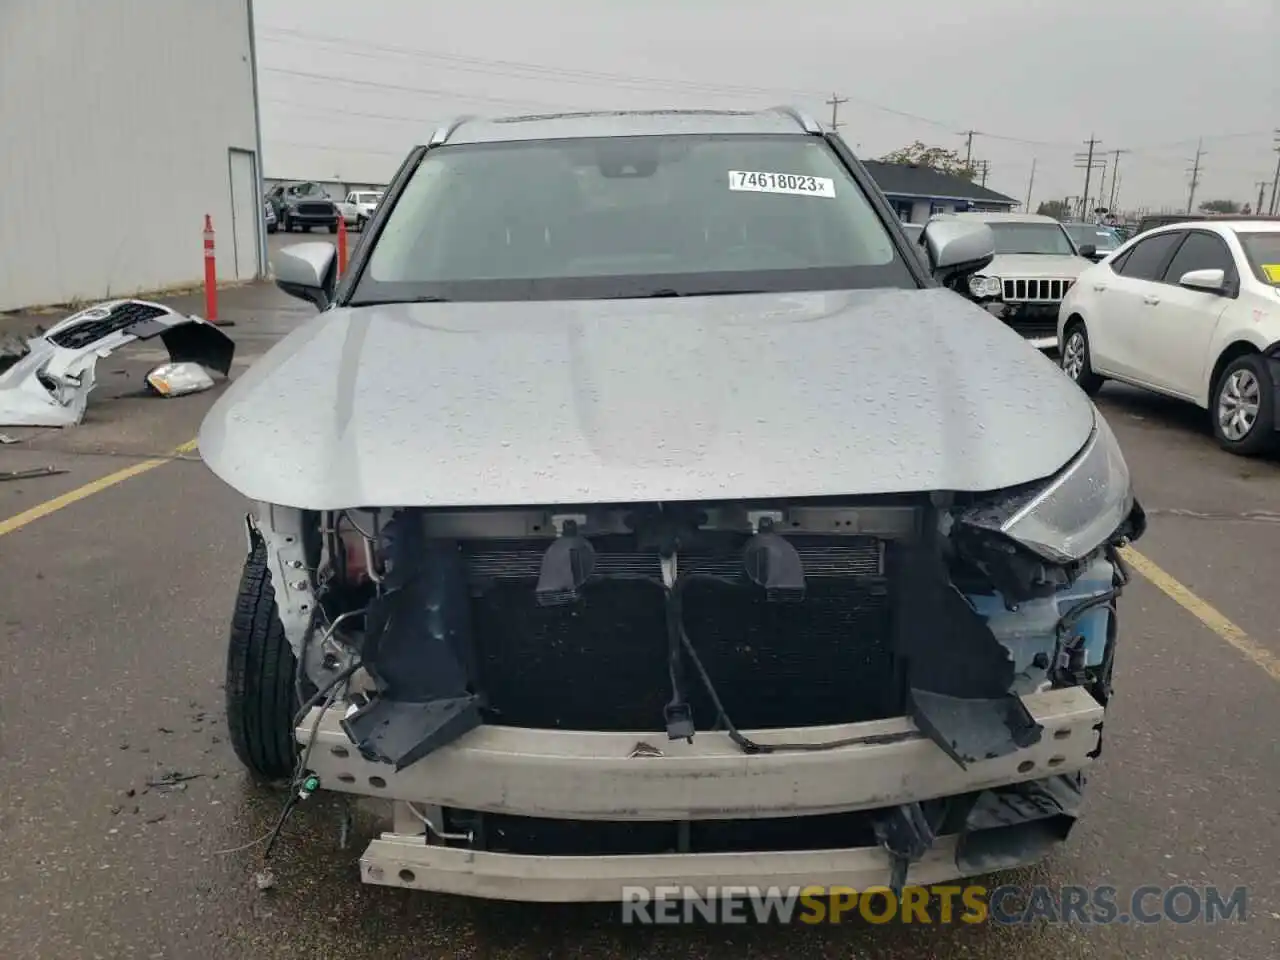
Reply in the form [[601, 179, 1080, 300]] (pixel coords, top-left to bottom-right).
[[941, 212, 1097, 351]]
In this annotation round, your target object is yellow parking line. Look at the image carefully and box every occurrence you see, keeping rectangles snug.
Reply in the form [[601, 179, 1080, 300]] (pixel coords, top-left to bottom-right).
[[0, 438, 198, 538], [1121, 545, 1280, 683]]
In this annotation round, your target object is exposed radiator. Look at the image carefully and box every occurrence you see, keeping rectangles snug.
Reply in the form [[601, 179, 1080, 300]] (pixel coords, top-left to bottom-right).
[[464, 536, 898, 731]]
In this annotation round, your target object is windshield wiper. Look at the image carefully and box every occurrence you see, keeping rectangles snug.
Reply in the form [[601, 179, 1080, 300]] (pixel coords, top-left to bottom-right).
[[621, 288, 765, 299], [349, 295, 451, 306]]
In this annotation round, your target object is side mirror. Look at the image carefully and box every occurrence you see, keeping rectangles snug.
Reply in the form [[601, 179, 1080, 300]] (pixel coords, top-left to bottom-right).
[[923, 220, 996, 287], [275, 242, 338, 310], [1078, 244, 1098, 260], [1178, 268, 1228, 294]]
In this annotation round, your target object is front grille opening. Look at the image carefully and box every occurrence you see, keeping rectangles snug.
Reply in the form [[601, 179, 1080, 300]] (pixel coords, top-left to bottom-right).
[[1002, 278, 1068, 303], [48, 301, 167, 349], [468, 535, 897, 731]]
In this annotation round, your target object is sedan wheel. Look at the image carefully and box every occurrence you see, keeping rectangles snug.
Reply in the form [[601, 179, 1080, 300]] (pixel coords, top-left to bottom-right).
[[1061, 324, 1104, 396], [1218, 369, 1259, 441], [1211, 354, 1277, 456]]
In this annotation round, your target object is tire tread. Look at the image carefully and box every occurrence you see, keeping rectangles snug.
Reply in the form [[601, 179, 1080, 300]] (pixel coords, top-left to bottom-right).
[[225, 539, 299, 780]]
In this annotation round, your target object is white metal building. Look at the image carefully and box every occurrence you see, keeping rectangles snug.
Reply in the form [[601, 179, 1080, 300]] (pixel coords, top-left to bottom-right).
[[0, 0, 266, 312]]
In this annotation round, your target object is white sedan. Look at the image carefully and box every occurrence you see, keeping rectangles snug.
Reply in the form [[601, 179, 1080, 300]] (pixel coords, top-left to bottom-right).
[[1057, 219, 1280, 456]]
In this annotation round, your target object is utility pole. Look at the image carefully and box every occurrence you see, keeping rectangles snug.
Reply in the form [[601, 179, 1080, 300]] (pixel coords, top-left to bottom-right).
[[1269, 129, 1280, 215], [825, 93, 848, 131], [1107, 149, 1128, 213], [975, 159, 990, 187], [960, 130, 978, 166], [1186, 138, 1205, 214], [1256, 181, 1269, 215], [1074, 136, 1103, 220], [1024, 158, 1037, 212]]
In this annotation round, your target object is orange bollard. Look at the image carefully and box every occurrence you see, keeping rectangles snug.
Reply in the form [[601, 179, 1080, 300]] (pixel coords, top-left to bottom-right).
[[337, 215, 349, 276], [203, 215, 218, 323]]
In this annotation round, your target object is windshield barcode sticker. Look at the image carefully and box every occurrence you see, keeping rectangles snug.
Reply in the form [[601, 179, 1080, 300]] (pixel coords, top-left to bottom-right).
[[728, 171, 836, 198]]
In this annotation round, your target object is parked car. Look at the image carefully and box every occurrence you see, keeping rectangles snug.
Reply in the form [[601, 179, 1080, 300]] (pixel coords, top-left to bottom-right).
[[1058, 219, 1280, 456], [337, 190, 383, 230], [264, 199, 277, 234], [1134, 213, 1280, 237], [266, 181, 340, 233], [1063, 222, 1122, 262], [934, 212, 1097, 351], [199, 107, 1144, 902]]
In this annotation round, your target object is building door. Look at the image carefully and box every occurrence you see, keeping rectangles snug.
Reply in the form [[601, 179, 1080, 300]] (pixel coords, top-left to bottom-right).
[[227, 148, 261, 281]]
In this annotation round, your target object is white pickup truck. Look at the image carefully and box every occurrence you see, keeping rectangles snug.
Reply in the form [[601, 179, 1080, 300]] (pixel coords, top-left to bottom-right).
[[335, 190, 383, 231]]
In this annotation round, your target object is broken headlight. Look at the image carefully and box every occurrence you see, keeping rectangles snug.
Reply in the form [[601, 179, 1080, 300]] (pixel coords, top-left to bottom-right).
[[971, 410, 1133, 563], [968, 275, 1002, 299]]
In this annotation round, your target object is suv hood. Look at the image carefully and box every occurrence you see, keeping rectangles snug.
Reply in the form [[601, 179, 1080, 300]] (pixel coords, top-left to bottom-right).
[[986, 254, 1092, 278], [198, 288, 1095, 510]]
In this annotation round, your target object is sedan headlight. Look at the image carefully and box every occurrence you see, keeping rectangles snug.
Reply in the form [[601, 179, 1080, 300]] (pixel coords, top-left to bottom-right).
[[968, 275, 1002, 299], [964, 411, 1134, 563]]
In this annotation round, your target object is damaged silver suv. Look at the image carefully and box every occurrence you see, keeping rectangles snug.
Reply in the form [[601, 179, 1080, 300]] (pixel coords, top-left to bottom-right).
[[199, 108, 1145, 901]]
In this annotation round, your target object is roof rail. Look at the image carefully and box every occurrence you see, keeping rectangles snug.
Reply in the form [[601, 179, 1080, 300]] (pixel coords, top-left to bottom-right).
[[768, 105, 823, 135], [429, 115, 477, 147]]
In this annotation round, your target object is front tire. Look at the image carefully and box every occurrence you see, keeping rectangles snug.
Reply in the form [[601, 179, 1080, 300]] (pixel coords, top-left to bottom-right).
[[1061, 321, 1104, 396], [356, 215, 367, 232], [327, 223, 339, 234], [225, 536, 300, 781], [1211, 353, 1276, 456]]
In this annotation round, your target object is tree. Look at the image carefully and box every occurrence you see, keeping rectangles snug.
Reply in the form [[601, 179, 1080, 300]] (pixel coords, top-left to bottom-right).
[[1198, 199, 1241, 214], [879, 141, 976, 180], [1036, 200, 1070, 220]]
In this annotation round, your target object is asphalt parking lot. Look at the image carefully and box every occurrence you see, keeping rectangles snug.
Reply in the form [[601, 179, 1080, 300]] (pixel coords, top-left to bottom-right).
[[1, 241, 1278, 959]]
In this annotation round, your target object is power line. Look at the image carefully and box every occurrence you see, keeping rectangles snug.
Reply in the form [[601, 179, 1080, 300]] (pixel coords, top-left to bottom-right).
[[1186, 139, 1205, 214], [1269, 130, 1280, 215], [1075, 137, 1102, 219], [264, 98, 440, 125], [1107, 149, 1129, 212], [271, 140, 407, 157], [261, 27, 1278, 158], [826, 93, 848, 131], [257, 26, 1077, 147], [262, 66, 572, 110]]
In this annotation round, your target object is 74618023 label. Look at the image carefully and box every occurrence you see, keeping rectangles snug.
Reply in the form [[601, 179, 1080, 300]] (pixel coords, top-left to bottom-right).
[[728, 170, 836, 198]]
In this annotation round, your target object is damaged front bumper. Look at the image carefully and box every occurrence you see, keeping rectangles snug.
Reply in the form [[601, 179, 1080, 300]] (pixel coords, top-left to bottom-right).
[[249, 408, 1142, 901], [0, 299, 234, 427], [300, 688, 1100, 901]]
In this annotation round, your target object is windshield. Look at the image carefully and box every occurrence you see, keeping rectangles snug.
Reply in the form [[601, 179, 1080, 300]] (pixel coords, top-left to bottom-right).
[[1236, 231, 1280, 286], [1064, 223, 1121, 251], [355, 134, 915, 302], [988, 222, 1077, 256]]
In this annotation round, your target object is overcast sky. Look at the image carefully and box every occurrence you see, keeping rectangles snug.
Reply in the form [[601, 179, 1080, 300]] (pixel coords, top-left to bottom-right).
[[255, 0, 1278, 214]]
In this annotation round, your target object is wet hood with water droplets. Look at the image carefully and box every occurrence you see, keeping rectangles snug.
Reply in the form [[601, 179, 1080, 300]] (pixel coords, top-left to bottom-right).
[[197, 288, 1096, 510]]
